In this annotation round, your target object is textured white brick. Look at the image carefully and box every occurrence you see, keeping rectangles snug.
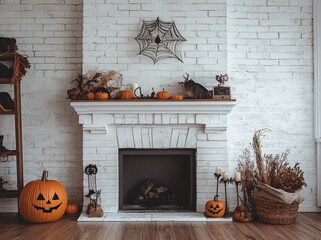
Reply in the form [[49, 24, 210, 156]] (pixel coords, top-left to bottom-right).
[[0, 0, 316, 213], [228, 0, 315, 212]]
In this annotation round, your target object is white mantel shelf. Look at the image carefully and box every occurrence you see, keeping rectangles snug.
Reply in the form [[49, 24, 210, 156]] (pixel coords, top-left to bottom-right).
[[70, 99, 236, 114]]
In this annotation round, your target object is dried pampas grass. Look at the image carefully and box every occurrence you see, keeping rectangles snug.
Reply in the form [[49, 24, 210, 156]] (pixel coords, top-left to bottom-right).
[[237, 129, 306, 209]]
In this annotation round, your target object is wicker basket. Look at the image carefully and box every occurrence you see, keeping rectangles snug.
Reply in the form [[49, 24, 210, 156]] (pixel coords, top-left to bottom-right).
[[252, 196, 299, 225]]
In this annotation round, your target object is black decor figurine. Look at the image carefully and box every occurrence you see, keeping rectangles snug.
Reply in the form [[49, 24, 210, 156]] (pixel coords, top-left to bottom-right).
[[85, 163, 104, 217], [85, 164, 98, 198], [179, 73, 211, 99]]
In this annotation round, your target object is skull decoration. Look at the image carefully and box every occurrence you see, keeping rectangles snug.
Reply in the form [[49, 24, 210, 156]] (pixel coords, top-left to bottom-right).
[[19, 170, 67, 223], [205, 199, 225, 218]]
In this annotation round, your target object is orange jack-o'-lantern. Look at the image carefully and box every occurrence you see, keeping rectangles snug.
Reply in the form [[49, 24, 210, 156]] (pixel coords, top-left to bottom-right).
[[205, 198, 225, 218], [19, 170, 67, 223]]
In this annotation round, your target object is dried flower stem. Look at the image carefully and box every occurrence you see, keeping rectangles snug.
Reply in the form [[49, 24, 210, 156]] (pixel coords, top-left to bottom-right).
[[251, 129, 270, 184], [237, 129, 306, 210]]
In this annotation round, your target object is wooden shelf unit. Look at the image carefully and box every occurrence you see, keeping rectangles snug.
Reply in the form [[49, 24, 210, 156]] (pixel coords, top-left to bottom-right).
[[0, 53, 24, 198]]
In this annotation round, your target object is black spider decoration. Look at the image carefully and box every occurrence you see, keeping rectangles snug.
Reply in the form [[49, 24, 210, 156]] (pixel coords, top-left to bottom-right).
[[135, 17, 186, 64]]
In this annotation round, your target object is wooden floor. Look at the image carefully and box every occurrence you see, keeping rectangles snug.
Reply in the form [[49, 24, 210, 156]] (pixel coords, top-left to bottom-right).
[[0, 213, 320, 240]]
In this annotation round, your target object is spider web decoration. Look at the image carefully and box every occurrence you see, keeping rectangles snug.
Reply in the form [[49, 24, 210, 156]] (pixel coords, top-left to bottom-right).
[[135, 17, 186, 64]]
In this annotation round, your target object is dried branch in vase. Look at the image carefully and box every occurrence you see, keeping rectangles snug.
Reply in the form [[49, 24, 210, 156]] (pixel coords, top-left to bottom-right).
[[251, 128, 270, 184], [237, 129, 307, 210], [67, 70, 123, 100], [263, 151, 289, 188], [275, 162, 307, 193], [237, 148, 256, 210]]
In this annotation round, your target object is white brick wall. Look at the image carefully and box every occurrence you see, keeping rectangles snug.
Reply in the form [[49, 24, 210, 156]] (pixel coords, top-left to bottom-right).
[[83, 0, 227, 95], [0, 0, 318, 212], [227, 0, 317, 211], [0, 0, 83, 211]]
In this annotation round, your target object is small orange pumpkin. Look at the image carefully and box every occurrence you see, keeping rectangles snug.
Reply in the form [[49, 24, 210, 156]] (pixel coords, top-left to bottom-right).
[[205, 198, 225, 218], [119, 90, 134, 99], [65, 203, 79, 215], [95, 92, 109, 100], [170, 95, 183, 100], [232, 205, 252, 223], [18, 170, 67, 223], [86, 92, 95, 100], [157, 89, 171, 100]]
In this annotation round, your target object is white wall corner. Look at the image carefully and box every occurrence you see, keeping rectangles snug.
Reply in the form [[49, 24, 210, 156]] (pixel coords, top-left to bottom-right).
[[313, 0, 321, 207]]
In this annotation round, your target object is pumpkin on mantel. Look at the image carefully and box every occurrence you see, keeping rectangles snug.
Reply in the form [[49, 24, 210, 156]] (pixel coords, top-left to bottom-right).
[[86, 92, 95, 100], [95, 92, 109, 100], [118, 90, 134, 99], [19, 170, 67, 223], [157, 89, 171, 100], [170, 95, 183, 100]]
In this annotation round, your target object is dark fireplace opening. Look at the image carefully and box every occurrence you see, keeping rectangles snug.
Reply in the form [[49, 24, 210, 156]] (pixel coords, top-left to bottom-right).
[[119, 149, 196, 211]]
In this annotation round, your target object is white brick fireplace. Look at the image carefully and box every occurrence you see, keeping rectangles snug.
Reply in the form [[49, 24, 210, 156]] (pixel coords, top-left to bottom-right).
[[71, 100, 235, 216]]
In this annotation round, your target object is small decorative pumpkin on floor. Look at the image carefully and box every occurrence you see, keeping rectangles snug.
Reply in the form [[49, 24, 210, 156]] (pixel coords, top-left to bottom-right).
[[205, 196, 225, 218], [65, 203, 79, 215], [232, 204, 252, 223], [18, 170, 67, 223], [157, 88, 171, 100]]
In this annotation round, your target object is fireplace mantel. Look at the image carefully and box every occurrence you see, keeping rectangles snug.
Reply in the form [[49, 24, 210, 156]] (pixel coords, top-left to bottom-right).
[[71, 99, 236, 215], [71, 100, 236, 114], [71, 100, 236, 134]]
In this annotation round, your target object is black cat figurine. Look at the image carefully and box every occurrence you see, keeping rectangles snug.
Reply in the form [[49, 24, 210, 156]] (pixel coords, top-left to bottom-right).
[[179, 73, 211, 99]]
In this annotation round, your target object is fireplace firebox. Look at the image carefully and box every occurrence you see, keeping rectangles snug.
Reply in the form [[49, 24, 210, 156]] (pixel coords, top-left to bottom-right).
[[119, 149, 196, 211]]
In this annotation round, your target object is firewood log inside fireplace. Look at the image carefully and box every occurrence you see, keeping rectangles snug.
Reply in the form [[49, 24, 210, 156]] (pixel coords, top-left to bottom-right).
[[129, 179, 175, 206]]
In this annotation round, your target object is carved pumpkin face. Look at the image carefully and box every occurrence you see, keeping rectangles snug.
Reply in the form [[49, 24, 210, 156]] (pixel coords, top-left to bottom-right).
[[19, 170, 67, 223], [32, 192, 63, 213], [205, 200, 225, 218]]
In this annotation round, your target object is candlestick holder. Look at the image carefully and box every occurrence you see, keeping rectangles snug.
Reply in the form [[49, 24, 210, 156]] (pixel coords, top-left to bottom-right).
[[234, 180, 241, 208], [220, 177, 232, 218], [231, 179, 253, 222], [214, 172, 221, 199]]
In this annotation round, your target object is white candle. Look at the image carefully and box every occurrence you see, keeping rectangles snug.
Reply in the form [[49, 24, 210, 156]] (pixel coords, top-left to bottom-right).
[[215, 167, 221, 175], [235, 171, 241, 182], [132, 82, 138, 91], [222, 172, 228, 181]]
